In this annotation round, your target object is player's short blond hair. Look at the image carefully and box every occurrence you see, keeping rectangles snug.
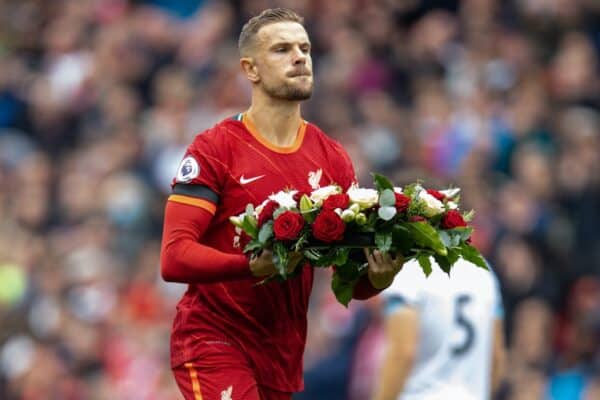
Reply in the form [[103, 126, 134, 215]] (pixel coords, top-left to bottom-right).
[[238, 8, 304, 56]]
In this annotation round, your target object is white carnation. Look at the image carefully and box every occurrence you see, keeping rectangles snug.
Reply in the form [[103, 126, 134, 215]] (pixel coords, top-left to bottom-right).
[[394, 187, 403, 194], [310, 185, 341, 205], [447, 201, 458, 210], [439, 188, 461, 199], [268, 190, 298, 209], [418, 190, 445, 217], [347, 187, 379, 209]]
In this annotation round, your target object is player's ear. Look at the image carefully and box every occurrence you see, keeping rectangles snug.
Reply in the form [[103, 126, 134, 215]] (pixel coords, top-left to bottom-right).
[[240, 58, 260, 83]]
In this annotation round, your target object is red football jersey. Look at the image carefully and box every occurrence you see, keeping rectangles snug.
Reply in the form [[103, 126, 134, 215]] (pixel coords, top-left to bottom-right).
[[167, 113, 357, 392]]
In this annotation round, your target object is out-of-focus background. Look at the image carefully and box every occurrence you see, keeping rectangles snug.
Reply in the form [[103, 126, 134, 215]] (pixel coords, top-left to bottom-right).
[[0, 0, 598, 399]]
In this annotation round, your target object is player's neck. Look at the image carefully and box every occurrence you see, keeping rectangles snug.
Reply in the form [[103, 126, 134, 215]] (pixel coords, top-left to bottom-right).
[[246, 98, 303, 147]]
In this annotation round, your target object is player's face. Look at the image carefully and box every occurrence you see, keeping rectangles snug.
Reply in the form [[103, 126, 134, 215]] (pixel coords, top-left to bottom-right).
[[253, 22, 313, 101]]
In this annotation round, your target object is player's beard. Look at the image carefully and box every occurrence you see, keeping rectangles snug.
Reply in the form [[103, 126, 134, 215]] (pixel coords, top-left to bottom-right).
[[262, 78, 313, 101]]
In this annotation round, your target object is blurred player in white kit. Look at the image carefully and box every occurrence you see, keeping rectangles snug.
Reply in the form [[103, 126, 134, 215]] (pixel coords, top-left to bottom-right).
[[372, 257, 506, 400]]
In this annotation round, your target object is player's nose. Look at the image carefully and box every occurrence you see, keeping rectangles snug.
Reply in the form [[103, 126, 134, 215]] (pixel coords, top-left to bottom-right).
[[291, 46, 307, 65]]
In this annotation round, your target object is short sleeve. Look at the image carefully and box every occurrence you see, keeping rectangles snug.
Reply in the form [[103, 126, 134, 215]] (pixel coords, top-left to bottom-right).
[[382, 259, 425, 316], [169, 132, 228, 215]]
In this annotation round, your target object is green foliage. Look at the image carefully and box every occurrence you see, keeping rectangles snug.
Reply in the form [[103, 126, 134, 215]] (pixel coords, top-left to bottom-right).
[[258, 221, 273, 244], [379, 189, 396, 207], [233, 175, 489, 306], [403, 222, 447, 256], [458, 243, 488, 270], [273, 241, 289, 278], [331, 271, 356, 307], [378, 206, 397, 221], [417, 254, 432, 277], [372, 173, 394, 192], [391, 224, 415, 253], [375, 231, 393, 253]]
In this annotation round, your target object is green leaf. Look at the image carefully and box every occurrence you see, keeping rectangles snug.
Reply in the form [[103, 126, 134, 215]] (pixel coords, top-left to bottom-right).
[[332, 248, 350, 266], [462, 209, 475, 222], [243, 239, 263, 253], [391, 224, 415, 253], [258, 221, 273, 244], [335, 258, 365, 281], [417, 255, 432, 277], [439, 230, 452, 248], [299, 195, 314, 213], [273, 207, 286, 219], [459, 243, 488, 270], [273, 241, 289, 278], [311, 247, 350, 267], [372, 173, 394, 192], [331, 272, 355, 307], [241, 216, 258, 239], [379, 189, 396, 207], [378, 206, 397, 221], [449, 227, 473, 242], [434, 254, 452, 275], [403, 222, 447, 256], [293, 233, 309, 252], [375, 231, 393, 253], [245, 203, 255, 217]]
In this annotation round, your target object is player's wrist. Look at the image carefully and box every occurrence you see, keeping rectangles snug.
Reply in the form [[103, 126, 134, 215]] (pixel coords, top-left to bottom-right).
[[367, 270, 394, 290]]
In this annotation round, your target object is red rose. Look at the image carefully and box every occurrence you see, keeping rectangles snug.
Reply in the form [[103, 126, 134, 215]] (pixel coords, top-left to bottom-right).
[[394, 193, 411, 213], [441, 210, 467, 229], [258, 200, 279, 227], [409, 215, 427, 222], [273, 211, 305, 241], [427, 189, 446, 202], [322, 193, 350, 211], [312, 209, 346, 243]]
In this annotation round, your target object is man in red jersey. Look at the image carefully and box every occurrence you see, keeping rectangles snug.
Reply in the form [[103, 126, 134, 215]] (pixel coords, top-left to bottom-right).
[[160, 8, 403, 400]]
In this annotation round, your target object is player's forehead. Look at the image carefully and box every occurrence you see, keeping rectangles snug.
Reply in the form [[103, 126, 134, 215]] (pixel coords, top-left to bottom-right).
[[256, 21, 310, 47]]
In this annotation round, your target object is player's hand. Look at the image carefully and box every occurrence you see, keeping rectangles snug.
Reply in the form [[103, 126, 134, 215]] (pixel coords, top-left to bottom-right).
[[249, 250, 303, 277], [363, 249, 404, 289]]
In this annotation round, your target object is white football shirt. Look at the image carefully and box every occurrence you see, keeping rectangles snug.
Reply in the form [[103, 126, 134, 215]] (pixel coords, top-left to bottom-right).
[[383, 257, 503, 400]]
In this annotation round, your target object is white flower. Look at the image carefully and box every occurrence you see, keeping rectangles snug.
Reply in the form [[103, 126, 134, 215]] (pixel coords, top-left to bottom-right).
[[394, 187, 403, 194], [347, 186, 379, 209], [447, 201, 458, 210], [254, 198, 271, 217], [310, 185, 341, 205], [341, 209, 355, 222], [418, 190, 445, 217], [268, 190, 298, 209], [439, 188, 461, 199]]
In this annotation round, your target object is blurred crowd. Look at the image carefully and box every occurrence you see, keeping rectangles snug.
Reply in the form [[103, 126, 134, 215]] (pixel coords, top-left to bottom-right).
[[0, 0, 598, 399]]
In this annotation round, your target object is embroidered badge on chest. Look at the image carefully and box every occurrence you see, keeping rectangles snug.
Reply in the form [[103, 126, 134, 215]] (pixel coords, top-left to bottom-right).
[[308, 168, 323, 189], [221, 385, 233, 400], [176, 156, 199, 183]]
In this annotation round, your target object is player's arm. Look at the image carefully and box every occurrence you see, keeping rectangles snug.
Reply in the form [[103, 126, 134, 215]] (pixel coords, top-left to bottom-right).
[[160, 194, 281, 283], [491, 318, 506, 397], [372, 298, 419, 400], [160, 194, 253, 283]]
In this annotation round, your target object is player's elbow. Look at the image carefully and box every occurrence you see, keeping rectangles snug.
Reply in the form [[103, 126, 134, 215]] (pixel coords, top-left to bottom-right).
[[160, 242, 183, 282], [160, 255, 176, 282]]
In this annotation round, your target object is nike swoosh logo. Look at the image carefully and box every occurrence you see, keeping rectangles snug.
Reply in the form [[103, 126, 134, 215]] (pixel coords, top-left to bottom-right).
[[240, 174, 265, 185]]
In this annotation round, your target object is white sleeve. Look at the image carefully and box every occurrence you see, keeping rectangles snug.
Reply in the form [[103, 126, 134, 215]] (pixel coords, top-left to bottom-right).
[[382, 259, 426, 314]]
